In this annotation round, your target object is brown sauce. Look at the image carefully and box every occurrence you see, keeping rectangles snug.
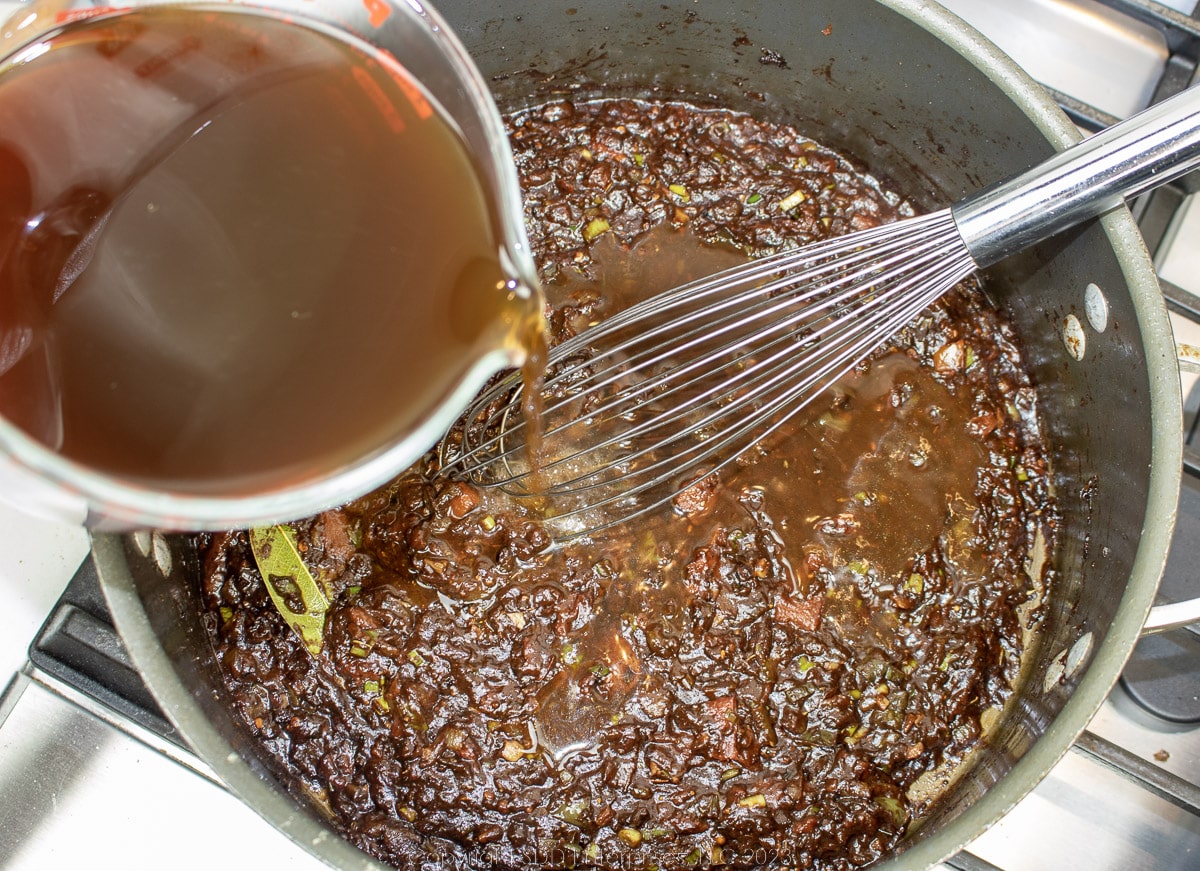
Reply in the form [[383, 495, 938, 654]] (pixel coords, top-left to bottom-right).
[[0, 7, 534, 495], [198, 98, 1057, 869]]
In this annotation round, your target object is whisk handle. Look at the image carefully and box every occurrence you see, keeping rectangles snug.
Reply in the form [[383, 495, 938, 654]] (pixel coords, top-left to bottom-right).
[[952, 84, 1200, 268]]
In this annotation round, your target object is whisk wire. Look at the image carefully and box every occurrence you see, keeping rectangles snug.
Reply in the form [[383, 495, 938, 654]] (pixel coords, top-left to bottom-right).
[[475, 217, 971, 493], [444, 211, 979, 537], [535, 249, 979, 536], [455, 213, 964, 480], [575, 249, 972, 499]]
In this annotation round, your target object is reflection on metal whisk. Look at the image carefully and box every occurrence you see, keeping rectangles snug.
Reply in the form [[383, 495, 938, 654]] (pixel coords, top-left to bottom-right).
[[445, 86, 1200, 538]]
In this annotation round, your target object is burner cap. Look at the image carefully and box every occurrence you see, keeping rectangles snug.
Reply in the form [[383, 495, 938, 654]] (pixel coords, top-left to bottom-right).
[[1119, 446, 1200, 725], [1120, 631, 1200, 725]]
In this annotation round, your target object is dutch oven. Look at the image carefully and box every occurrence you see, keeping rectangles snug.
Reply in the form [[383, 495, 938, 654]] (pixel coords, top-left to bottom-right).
[[93, 0, 1190, 867]]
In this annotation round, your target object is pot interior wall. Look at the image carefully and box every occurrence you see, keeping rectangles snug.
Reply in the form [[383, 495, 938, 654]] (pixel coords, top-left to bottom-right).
[[107, 0, 1159, 867]]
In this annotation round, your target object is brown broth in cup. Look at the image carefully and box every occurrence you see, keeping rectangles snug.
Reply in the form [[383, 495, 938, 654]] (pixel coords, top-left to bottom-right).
[[0, 6, 536, 497]]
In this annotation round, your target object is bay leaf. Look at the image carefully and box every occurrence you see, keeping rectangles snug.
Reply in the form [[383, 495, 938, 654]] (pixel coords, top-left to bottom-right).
[[249, 525, 330, 656]]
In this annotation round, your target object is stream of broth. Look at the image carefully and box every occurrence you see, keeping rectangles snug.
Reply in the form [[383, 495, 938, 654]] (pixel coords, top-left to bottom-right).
[[0, 6, 538, 496]]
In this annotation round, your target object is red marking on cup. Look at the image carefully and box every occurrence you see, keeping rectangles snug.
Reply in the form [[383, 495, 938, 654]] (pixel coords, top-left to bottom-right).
[[361, 0, 391, 29], [351, 65, 406, 134], [54, 6, 131, 24], [377, 50, 433, 120]]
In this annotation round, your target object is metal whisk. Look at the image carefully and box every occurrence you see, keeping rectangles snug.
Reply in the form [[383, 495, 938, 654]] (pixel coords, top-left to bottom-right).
[[443, 86, 1200, 539]]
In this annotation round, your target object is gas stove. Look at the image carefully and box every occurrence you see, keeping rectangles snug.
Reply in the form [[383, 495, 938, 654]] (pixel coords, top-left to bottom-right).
[[4, 1, 1200, 869]]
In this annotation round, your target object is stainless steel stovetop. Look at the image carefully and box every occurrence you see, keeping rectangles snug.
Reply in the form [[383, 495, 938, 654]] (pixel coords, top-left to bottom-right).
[[4, 1, 1200, 869]]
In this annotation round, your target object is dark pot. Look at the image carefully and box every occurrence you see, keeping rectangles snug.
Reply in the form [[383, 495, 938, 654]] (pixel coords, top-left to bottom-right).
[[94, 1, 1183, 868]]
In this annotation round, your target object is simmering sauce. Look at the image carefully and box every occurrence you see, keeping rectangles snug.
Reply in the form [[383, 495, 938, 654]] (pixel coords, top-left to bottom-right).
[[0, 7, 537, 495], [198, 99, 1057, 870]]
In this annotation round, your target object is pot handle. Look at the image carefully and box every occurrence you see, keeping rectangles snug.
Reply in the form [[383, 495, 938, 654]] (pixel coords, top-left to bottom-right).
[[1139, 340, 1200, 635]]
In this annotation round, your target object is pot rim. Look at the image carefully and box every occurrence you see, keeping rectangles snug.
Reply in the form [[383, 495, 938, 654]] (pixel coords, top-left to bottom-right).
[[95, 0, 1184, 868]]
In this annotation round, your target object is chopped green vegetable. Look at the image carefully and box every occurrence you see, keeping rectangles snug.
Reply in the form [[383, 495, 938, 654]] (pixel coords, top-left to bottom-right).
[[845, 724, 868, 745], [847, 559, 869, 576], [862, 656, 887, 683], [634, 152, 645, 166], [797, 654, 816, 673], [904, 573, 925, 595], [721, 767, 741, 782], [501, 739, 528, 761], [875, 796, 908, 827], [481, 515, 496, 531], [585, 843, 602, 861], [618, 828, 643, 848], [561, 642, 581, 666], [745, 192, 762, 205], [668, 183, 690, 201], [779, 189, 807, 211], [556, 799, 588, 826], [737, 793, 767, 809], [249, 525, 330, 656], [218, 606, 233, 623], [363, 679, 380, 694], [582, 217, 611, 242], [685, 848, 703, 866], [398, 806, 417, 822], [408, 649, 426, 668], [798, 728, 837, 746]]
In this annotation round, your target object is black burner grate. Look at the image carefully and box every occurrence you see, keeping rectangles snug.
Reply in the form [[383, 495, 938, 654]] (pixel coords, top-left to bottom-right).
[[28, 556, 178, 745]]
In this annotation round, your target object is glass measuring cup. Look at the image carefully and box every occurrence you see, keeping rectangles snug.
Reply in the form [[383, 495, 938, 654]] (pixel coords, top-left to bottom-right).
[[0, 0, 542, 530]]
